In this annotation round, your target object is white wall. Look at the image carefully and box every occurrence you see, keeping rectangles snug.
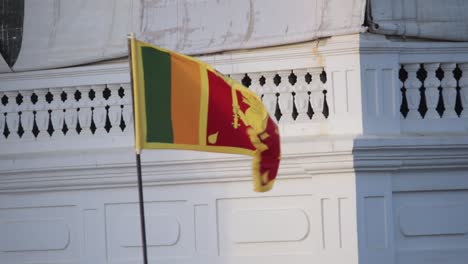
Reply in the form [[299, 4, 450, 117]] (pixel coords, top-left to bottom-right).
[[2, 33, 468, 264]]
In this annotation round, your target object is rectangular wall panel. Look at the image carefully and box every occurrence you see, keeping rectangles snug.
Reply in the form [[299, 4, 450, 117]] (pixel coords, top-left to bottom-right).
[[217, 195, 316, 256], [364, 196, 388, 249], [105, 200, 192, 263], [0, 205, 80, 264], [393, 189, 468, 264]]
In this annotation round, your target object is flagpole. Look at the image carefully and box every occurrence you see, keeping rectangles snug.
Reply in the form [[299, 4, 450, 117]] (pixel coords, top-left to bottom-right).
[[135, 151, 149, 264], [128, 33, 149, 264]]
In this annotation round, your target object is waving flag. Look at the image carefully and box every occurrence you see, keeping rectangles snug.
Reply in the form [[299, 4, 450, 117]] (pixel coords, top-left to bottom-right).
[[130, 38, 280, 192]]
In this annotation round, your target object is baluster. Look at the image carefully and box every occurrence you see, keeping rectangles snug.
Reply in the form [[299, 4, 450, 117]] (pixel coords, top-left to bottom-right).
[[33, 90, 49, 138], [4, 92, 16, 140], [403, 64, 422, 119], [259, 72, 278, 122], [63, 87, 78, 136], [18, 90, 35, 139], [309, 69, 325, 120], [247, 72, 262, 96], [121, 84, 133, 131], [276, 70, 294, 123], [292, 69, 310, 122], [107, 84, 122, 133], [423, 63, 441, 118], [5, 91, 20, 140], [5, 116, 19, 140], [459, 63, 468, 118], [91, 84, 107, 135], [77, 86, 93, 135], [49, 88, 65, 137], [441, 63, 458, 118]]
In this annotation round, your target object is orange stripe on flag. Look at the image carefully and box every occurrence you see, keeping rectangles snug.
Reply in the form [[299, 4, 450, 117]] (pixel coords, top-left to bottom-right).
[[170, 53, 201, 145]]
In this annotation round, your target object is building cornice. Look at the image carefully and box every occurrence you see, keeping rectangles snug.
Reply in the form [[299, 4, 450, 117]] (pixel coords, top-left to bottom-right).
[[1, 135, 468, 193], [3, 33, 468, 92]]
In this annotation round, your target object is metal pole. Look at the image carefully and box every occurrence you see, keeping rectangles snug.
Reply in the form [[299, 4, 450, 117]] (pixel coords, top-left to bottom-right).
[[128, 33, 149, 264], [135, 152, 149, 264]]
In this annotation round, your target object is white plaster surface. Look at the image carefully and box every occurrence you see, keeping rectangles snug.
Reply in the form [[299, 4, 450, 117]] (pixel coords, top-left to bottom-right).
[[2, 34, 468, 264], [12, 0, 366, 71]]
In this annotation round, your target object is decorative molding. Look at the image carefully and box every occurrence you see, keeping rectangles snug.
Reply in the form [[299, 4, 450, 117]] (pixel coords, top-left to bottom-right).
[[359, 34, 468, 59], [398, 204, 468, 236], [1, 135, 468, 193]]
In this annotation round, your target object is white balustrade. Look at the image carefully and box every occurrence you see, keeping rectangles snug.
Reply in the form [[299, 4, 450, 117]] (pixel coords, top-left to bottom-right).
[[0, 68, 332, 142], [398, 62, 468, 135], [229, 68, 328, 125], [0, 84, 133, 142], [4, 60, 468, 143]]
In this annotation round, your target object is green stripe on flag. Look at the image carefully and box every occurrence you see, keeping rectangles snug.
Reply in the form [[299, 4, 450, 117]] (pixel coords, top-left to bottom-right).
[[141, 47, 173, 143]]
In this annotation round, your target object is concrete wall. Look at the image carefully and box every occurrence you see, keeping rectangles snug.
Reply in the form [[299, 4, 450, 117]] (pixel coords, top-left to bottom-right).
[[1, 33, 468, 264]]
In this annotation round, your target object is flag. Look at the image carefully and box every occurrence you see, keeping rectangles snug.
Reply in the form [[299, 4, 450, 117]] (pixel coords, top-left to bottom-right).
[[130, 38, 280, 192]]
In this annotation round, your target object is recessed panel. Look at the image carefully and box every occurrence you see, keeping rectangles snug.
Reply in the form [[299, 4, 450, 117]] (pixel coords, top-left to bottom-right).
[[0, 205, 79, 264], [0, 219, 69, 252], [230, 208, 309, 243], [217, 195, 316, 256], [116, 214, 180, 247], [399, 205, 468, 236], [394, 190, 468, 264], [105, 200, 191, 262], [364, 196, 387, 249]]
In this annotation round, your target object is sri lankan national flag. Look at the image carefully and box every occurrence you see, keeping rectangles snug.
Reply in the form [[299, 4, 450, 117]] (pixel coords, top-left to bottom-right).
[[130, 38, 280, 192]]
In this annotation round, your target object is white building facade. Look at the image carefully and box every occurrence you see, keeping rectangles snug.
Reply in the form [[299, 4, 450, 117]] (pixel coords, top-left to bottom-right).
[[1, 1, 468, 264]]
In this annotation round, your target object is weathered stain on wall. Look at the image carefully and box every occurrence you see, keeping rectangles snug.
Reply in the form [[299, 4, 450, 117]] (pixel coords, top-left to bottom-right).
[[0, 0, 23, 67]]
